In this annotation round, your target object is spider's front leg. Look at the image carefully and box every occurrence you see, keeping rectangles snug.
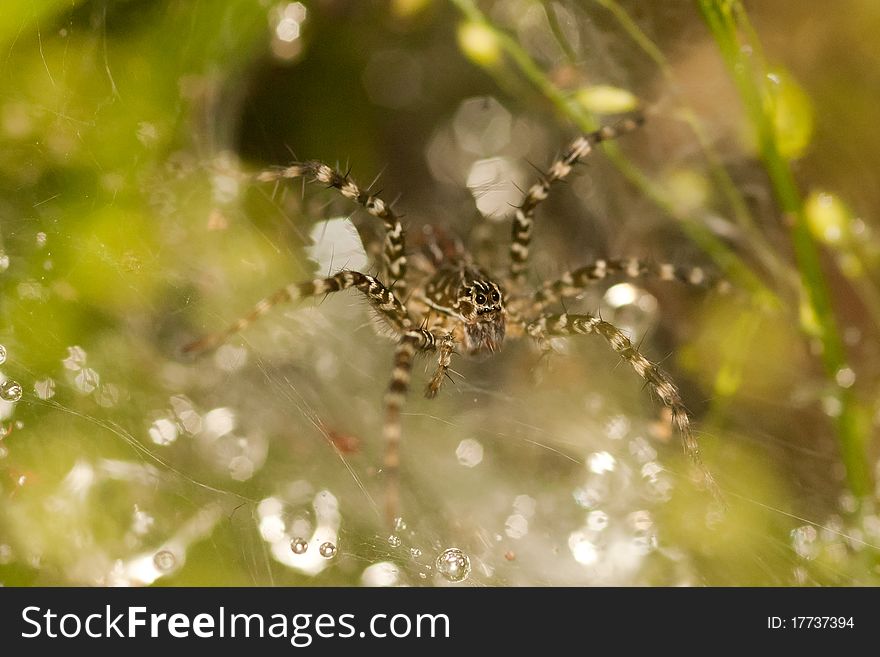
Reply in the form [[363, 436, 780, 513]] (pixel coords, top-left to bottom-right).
[[255, 161, 409, 298], [382, 328, 447, 526], [527, 312, 725, 508], [508, 115, 643, 290], [425, 333, 456, 399]]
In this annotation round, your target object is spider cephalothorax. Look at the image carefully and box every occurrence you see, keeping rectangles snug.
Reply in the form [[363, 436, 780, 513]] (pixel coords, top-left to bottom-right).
[[423, 263, 506, 354], [458, 277, 506, 355], [186, 114, 724, 526]]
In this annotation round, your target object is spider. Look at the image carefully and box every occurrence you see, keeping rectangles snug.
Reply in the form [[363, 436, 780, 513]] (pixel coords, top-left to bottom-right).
[[184, 115, 724, 525]]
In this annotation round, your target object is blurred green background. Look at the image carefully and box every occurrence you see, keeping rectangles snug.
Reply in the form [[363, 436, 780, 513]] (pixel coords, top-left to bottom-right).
[[1, 0, 878, 586]]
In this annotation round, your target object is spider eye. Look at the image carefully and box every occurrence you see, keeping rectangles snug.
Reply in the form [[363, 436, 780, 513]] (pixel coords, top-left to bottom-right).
[[491, 292, 500, 302], [474, 293, 486, 305]]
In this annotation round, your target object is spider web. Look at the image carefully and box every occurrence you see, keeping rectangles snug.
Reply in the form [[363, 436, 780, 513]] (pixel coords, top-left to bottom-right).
[[0, 0, 878, 588]]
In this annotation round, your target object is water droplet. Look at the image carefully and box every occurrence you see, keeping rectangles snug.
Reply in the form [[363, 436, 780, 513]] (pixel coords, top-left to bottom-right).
[[136, 121, 159, 146], [513, 494, 536, 517], [62, 345, 88, 371], [588, 451, 616, 474], [821, 395, 843, 417], [228, 454, 255, 481], [270, 1, 308, 61], [791, 525, 819, 560], [586, 510, 609, 532], [153, 549, 176, 571], [568, 531, 599, 565], [388, 534, 401, 548], [504, 514, 529, 539], [605, 415, 630, 440], [629, 510, 653, 532], [453, 96, 511, 156], [393, 517, 407, 532], [0, 345, 6, 365], [835, 367, 856, 388], [74, 367, 100, 394], [203, 407, 236, 438], [148, 418, 178, 446], [838, 492, 858, 514], [319, 541, 337, 558], [436, 547, 471, 583], [466, 158, 520, 219], [33, 378, 55, 400], [290, 537, 308, 554], [0, 379, 23, 402], [844, 326, 862, 346], [410, 547, 422, 559], [455, 438, 484, 467]]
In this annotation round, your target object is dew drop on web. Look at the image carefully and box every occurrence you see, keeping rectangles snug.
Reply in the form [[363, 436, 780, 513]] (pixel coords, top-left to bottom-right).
[[153, 549, 176, 571], [435, 547, 471, 583], [0, 379, 23, 403]]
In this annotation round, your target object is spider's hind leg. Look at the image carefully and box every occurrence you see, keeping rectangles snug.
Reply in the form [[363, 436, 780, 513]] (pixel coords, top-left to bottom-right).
[[183, 270, 411, 355], [527, 312, 725, 508], [530, 257, 728, 315], [383, 328, 444, 527]]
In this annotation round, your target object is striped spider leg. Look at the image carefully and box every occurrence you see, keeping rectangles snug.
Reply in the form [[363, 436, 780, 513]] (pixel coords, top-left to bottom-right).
[[187, 160, 425, 525], [508, 114, 644, 290], [256, 161, 408, 299], [184, 268, 451, 525], [186, 115, 725, 530], [187, 160, 511, 524], [499, 114, 724, 505], [525, 312, 724, 506], [529, 257, 728, 317]]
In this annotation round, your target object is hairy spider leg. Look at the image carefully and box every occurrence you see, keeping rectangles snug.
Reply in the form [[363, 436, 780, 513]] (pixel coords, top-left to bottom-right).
[[529, 257, 728, 315], [383, 328, 448, 526], [425, 333, 456, 399], [527, 312, 725, 508], [256, 161, 409, 298], [185, 267, 457, 525], [186, 116, 727, 525], [183, 270, 412, 355], [508, 115, 644, 288]]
